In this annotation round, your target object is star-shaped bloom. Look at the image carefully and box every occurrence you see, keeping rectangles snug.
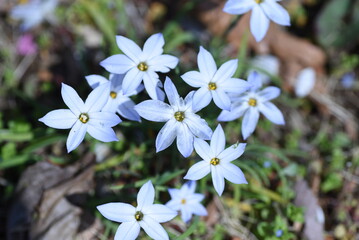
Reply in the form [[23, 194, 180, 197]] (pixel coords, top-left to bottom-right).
[[97, 181, 177, 240], [100, 33, 179, 100], [134, 77, 213, 157], [11, 0, 58, 31], [39, 83, 121, 152], [217, 71, 285, 140], [166, 181, 207, 223], [223, 0, 290, 42], [184, 125, 247, 196], [86, 74, 144, 122], [181, 46, 250, 112]]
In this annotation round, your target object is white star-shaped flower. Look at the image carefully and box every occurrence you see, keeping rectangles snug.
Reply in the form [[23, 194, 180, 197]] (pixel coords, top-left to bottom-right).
[[217, 71, 285, 140], [100, 33, 179, 100], [39, 83, 121, 152], [181, 46, 250, 112], [223, 0, 290, 42], [86, 74, 144, 122], [134, 77, 213, 158], [184, 124, 247, 196], [166, 181, 207, 223], [11, 0, 58, 31], [97, 181, 177, 240]]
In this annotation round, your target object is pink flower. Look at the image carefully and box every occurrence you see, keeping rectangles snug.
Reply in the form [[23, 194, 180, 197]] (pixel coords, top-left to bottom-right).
[[16, 34, 37, 56]]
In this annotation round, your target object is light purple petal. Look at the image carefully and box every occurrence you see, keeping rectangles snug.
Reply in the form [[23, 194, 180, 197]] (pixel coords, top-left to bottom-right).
[[212, 59, 238, 83], [100, 54, 135, 74], [192, 87, 212, 112], [217, 103, 248, 122], [212, 90, 232, 111], [143, 72, 161, 100], [250, 5, 270, 42], [118, 99, 141, 122], [164, 77, 180, 107], [181, 71, 206, 88], [184, 161, 211, 180], [168, 188, 181, 200], [248, 71, 263, 91], [39, 109, 76, 129], [211, 166, 225, 196], [180, 206, 192, 223], [210, 124, 226, 156], [84, 82, 111, 112], [122, 68, 145, 96], [176, 124, 194, 157], [242, 107, 260, 140], [198, 46, 217, 79], [218, 143, 246, 163], [156, 119, 178, 152], [87, 125, 118, 142], [184, 113, 213, 140], [261, 0, 290, 26], [90, 109, 121, 126], [223, 0, 255, 15], [191, 203, 208, 216], [137, 181, 155, 210], [148, 55, 179, 72], [258, 102, 285, 125], [143, 33, 164, 59], [258, 86, 280, 101], [114, 221, 140, 240], [116, 35, 142, 62], [85, 75, 108, 89], [61, 83, 84, 116], [194, 138, 212, 160], [134, 100, 172, 122], [66, 121, 87, 152], [97, 203, 136, 223], [220, 163, 248, 184], [219, 78, 250, 94], [140, 216, 170, 240], [142, 204, 177, 223]]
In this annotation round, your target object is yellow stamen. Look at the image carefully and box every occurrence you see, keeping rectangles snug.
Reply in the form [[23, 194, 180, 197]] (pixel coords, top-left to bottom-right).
[[181, 199, 186, 204], [248, 98, 257, 107], [255, 0, 263, 4], [208, 82, 217, 90], [174, 111, 185, 122], [210, 158, 220, 166], [134, 211, 143, 221], [79, 113, 89, 123], [110, 91, 117, 99], [137, 62, 148, 71]]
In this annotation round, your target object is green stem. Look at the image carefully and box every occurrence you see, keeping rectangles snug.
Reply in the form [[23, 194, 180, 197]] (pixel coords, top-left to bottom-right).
[[175, 216, 200, 240]]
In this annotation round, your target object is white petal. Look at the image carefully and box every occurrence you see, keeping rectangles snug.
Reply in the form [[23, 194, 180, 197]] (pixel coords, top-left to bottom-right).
[[148, 55, 179, 72], [165, 199, 181, 211], [295, 68, 316, 97], [117, 99, 141, 122], [194, 138, 212, 162], [185, 180, 197, 194], [242, 107, 260, 140], [212, 90, 232, 111], [176, 124, 194, 158], [168, 188, 181, 200], [184, 113, 213, 140], [181, 71, 206, 88], [198, 46, 217, 79], [223, 0, 255, 15], [97, 203, 136, 222], [66, 121, 87, 152], [85, 75, 109, 89], [116, 35, 142, 62], [211, 166, 225, 196], [258, 102, 285, 125], [212, 59, 238, 83], [192, 87, 212, 112], [191, 203, 208, 216], [186, 193, 205, 204], [142, 33, 164, 59], [217, 103, 248, 122], [218, 143, 246, 163], [39, 109, 76, 129], [134, 100, 172, 122], [210, 124, 226, 156], [164, 77, 180, 106], [143, 204, 177, 223], [184, 161, 211, 180], [250, 5, 270, 42], [140, 216, 170, 240], [61, 83, 85, 116], [258, 86, 280, 101], [248, 71, 262, 91], [143, 72, 162, 100], [122, 68, 144, 95], [261, 0, 290, 26], [100, 54, 135, 74], [137, 181, 155, 210], [156, 119, 178, 152], [180, 206, 192, 223], [114, 221, 140, 240], [84, 82, 111, 112], [87, 125, 118, 142], [220, 163, 248, 184], [219, 78, 250, 94]]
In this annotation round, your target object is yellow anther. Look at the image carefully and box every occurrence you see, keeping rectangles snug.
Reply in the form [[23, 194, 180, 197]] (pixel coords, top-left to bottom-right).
[[134, 211, 143, 221], [181, 199, 186, 204], [210, 158, 220, 166], [137, 62, 148, 71], [248, 98, 257, 107], [174, 111, 185, 122], [79, 113, 89, 123], [110, 91, 117, 99], [208, 82, 217, 90], [255, 0, 263, 4]]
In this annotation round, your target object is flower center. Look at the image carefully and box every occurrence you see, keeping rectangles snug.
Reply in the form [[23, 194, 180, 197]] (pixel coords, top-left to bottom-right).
[[79, 113, 89, 123], [210, 158, 220, 166], [174, 111, 185, 122], [134, 211, 143, 221], [110, 91, 117, 99], [248, 98, 257, 107], [208, 82, 217, 90], [255, 0, 263, 4], [137, 62, 148, 71], [181, 199, 186, 204]]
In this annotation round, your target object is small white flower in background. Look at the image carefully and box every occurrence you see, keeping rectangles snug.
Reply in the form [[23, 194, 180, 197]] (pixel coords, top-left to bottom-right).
[[134, 77, 213, 158], [11, 0, 58, 31], [294, 67, 316, 97], [184, 125, 247, 196], [39, 83, 121, 152], [97, 181, 177, 240], [181, 46, 250, 111], [248, 55, 279, 84], [223, 0, 290, 42], [166, 181, 207, 223], [100, 33, 179, 100], [218, 71, 285, 140], [86, 74, 144, 122]]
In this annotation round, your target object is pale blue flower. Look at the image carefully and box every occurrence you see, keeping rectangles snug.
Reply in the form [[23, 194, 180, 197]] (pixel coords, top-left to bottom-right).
[[223, 0, 290, 42], [11, 0, 58, 31], [134, 77, 213, 158], [39, 83, 121, 152], [184, 125, 247, 196], [294, 68, 316, 98], [97, 181, 177, 240], [86, 74, 144, 122], [100, 33, 179, 100], [181, 46, 250, 111], [166, 181, 207, 223], [218, 71, 285, 140]]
